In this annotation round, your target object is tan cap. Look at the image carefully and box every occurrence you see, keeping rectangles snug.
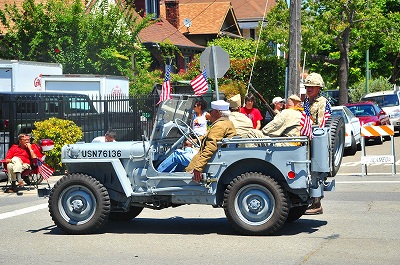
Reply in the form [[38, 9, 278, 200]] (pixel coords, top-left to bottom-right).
[[304, 73, 325, 88], [289, 94, 301, 102], [227, 94, 241, 109]]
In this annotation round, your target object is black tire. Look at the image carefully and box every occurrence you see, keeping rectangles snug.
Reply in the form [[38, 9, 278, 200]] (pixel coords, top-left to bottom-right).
[[285, 205, 308, 223], [108, 206, 144, 221], [223, 172, 289, 236], [347, 134, 357, 156], [375, 136, 383, 145], [48, 173, 110, 234], [325, 116, 345, 177]]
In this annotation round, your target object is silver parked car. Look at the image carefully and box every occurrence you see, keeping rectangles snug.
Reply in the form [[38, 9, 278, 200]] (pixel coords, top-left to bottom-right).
[[331, 105, 361, 155]]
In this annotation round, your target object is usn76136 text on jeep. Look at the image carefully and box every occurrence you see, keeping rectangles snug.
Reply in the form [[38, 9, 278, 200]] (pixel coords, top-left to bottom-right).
[[39, 95, 345, 236]]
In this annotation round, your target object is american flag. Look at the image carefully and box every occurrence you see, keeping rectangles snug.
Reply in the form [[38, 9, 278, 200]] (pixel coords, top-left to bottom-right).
[[157, 64, 172, 104], [300, 97, 313, 138], [37, 158, 54, 180], [319, 101, 332, 128], [190, 68, 208, 96]]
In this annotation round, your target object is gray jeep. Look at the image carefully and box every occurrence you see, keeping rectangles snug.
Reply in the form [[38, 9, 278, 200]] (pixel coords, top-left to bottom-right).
[[40, 94, 344, 235]]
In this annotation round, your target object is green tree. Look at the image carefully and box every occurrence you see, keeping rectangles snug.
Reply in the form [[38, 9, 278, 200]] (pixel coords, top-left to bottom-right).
[[0, 0, 155, 95], [350, 76, 394, 102], [262, 0, 400, 104]]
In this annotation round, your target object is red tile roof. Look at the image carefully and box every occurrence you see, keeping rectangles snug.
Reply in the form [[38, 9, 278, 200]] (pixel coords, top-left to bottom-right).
[[160, 2, 240, 35], [138, 18, 204, 49], [161, 0, 277, 20]]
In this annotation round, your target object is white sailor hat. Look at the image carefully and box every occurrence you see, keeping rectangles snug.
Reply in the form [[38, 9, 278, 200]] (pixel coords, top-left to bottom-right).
[[211, 100, 230, 111]]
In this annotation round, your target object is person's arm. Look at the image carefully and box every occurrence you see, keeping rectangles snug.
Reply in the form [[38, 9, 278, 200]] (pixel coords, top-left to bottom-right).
[[255, 120, 261, 130], [255, 108, 263, 130], [26, 143, 37, 159]]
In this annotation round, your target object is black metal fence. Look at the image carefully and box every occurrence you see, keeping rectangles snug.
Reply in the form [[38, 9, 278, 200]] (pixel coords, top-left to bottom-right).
[[0, 93, 159, 159]]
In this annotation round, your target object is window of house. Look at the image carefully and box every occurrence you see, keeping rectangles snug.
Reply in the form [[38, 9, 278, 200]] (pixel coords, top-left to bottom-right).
[[250, 29, 255, 39], [146, 0, 159, 18], [184, 56, 191, 71]]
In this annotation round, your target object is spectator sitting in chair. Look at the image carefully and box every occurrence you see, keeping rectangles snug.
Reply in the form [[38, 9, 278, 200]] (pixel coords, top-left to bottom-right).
[[4, 134, 42, 193]]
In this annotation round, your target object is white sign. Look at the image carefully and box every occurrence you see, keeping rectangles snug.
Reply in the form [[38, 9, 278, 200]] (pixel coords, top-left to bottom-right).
[[361, 155, 394, 165]]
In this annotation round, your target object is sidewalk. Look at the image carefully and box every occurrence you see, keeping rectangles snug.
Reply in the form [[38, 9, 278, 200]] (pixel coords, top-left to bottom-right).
[[0, 174, 63, 196]]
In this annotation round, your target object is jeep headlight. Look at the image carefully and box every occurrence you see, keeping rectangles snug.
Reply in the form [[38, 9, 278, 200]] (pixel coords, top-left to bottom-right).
[[66, 145, 80, 159]]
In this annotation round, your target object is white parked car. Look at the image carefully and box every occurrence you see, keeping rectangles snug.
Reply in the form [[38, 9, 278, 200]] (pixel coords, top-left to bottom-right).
[[331, 106, 361, 155]]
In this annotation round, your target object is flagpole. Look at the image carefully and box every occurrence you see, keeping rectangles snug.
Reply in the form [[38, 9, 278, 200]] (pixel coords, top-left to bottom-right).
[[212, 45, 220, 100]]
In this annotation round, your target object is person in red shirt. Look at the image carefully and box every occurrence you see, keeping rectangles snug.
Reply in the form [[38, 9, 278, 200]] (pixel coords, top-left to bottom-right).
[[240, 93, 263, 129], [4, 134, 42, 193]]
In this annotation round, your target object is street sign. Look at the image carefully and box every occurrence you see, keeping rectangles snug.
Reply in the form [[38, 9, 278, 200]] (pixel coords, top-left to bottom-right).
[[200, 46, 230, 79]]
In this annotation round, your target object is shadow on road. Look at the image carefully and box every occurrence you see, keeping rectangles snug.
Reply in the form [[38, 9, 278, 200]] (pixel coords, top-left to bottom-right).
[[33, 216, 328, 237]]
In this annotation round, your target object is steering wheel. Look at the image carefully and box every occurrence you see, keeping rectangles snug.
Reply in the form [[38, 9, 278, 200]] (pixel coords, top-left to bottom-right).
[[174, 118, 201, 148]]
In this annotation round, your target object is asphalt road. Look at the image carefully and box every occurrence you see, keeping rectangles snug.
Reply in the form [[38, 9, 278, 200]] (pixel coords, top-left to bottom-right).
[[0, 138, 400, 264]]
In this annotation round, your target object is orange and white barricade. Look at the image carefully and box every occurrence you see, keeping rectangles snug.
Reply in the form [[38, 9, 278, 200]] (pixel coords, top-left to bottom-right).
[[360, 125, 396, 176]]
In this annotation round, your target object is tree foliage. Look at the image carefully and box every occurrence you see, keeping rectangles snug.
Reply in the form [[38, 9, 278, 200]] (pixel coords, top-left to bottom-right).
[[0, 0, 156, 95], [350, 76, 394, 102], [262, 0, 400, 105]]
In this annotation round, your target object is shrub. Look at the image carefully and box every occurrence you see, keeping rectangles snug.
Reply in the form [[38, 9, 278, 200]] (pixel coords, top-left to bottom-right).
[[31, 117, 83, 172], [350, 76, 394, 102]]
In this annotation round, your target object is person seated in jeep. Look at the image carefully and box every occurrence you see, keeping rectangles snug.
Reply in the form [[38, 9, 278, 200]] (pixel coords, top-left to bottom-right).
[[260, 94, 303, 141], [156, 140, 198, 172], [186, 100, 237, 182]]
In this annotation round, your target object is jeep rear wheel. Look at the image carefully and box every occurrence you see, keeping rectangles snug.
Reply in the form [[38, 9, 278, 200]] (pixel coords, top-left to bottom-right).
[[223, 172, 289, 235], [325, 116, 345, 177], [49, 173, 110, 234]]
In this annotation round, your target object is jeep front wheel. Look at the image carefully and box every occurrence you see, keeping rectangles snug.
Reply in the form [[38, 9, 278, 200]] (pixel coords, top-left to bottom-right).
[[49, 173, 110, 234], [223, 172, 289, 235]]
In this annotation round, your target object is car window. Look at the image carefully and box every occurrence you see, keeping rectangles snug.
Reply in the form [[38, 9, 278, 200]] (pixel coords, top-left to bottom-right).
[[343, 107, 355, 119], [67, 96, 96, 113], [331, 109, 348, 123], [361, 105, 375, 116], [347, 105, 375, 117], [16, 98, 38, 114], [363, 94, 399, 107]]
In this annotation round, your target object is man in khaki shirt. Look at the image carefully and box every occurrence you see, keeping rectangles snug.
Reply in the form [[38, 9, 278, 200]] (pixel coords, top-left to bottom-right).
[[261, 95, 303, 139], [303, 72, 329, 215], [186, 100, 237, 182]]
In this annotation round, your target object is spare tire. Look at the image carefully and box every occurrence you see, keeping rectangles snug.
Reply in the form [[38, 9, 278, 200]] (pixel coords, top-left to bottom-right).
[[325, 116, 345, 177]]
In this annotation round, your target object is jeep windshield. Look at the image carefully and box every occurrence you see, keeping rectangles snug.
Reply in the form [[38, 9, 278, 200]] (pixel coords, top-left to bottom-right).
[[150, 95, 196, 143]]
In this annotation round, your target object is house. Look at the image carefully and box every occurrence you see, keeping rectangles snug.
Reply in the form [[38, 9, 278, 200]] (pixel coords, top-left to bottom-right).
[[160, 0, 243, 47], [138, 18, 205, 72], [170, 0, 278, 40]]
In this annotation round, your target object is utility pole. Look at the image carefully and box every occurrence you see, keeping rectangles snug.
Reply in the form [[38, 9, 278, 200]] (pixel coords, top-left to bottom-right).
[[287, 0, 301, 98]]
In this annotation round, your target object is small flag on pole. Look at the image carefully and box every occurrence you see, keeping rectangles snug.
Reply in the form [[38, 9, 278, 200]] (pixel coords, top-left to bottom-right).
[[157, 64, 172, 104], [300, 97, 313, 138], [190, 68, 208, 96], [37, 158, 54, 180], [320, 101, 332, 128]]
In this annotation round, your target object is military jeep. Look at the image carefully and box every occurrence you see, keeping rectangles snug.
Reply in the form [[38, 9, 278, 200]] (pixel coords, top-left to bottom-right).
[[40, 94, 344, 235]]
